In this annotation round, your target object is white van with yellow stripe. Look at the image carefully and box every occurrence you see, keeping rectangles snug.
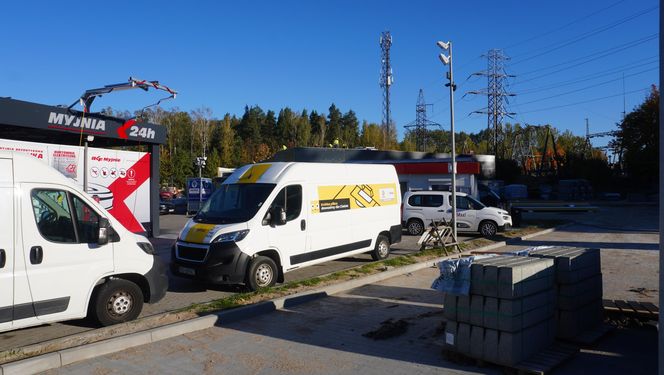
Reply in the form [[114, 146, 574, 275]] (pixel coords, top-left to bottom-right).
[[171, 162, 402, 290]]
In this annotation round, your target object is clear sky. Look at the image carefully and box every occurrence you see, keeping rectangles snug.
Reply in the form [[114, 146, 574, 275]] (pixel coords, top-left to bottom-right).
[[1, 0, 658, 148]]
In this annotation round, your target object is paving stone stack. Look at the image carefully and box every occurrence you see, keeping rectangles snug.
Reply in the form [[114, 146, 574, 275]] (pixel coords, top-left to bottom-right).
[[528, 247, 603, 340], [443, 256, 556, 366]]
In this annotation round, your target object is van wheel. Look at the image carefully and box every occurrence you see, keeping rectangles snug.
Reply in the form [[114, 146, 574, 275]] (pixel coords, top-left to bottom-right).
[[371, 235, 391, 261], [246, 256, 278, 291], [91, 279, 143, 326], [479, 220, 498, 238], [407, 219, 424, 236]]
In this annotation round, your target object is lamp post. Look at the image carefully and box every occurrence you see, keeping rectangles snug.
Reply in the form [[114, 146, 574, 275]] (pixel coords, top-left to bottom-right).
[[437, 40, 457, 241]]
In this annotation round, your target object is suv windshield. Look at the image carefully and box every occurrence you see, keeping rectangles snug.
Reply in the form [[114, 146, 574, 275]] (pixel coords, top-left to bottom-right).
[[194, 183, 276, 224]]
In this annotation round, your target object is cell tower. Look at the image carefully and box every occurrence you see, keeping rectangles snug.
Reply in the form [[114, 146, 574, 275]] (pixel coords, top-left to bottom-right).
[[468, 49, 516, 156], [379, 31, 395, 147], [404, 89, 441, 152]]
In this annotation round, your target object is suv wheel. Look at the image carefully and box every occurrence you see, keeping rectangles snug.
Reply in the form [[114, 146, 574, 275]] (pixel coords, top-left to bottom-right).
[[479, 220, 498, 237], [407, 219, 424, 236]]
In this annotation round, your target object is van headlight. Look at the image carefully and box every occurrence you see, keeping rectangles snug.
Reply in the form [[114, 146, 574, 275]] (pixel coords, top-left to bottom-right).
[[137, 242, 156, 255], [212, 230, 250, 243], [503, 215, 511, 220]]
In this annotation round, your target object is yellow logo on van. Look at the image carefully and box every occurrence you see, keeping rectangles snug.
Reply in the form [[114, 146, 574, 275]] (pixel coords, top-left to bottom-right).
[[313, 183, 397, 214], [237, 164, 272, 183], [184, 223, 217, 243]]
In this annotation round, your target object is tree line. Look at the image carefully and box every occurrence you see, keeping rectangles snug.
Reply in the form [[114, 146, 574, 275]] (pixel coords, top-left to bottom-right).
[[102, 87, 658, 190]]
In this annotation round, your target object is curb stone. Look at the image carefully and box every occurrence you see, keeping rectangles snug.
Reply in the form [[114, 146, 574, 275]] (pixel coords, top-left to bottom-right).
[[1, 224, 564, 374]]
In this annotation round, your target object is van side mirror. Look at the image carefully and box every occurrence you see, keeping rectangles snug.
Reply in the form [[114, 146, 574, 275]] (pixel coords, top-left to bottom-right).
[[98, 217, 110, 245], [271, 206, 287, 226]]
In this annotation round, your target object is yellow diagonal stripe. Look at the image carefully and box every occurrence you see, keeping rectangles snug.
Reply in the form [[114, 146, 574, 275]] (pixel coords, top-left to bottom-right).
[[238, 164, 272, 183], [184, 223, 217, 243]]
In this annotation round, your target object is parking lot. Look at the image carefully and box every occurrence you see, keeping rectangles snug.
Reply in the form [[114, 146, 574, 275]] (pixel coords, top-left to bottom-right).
[[2, 202, 656, 362], [0, 213, 476, 352]]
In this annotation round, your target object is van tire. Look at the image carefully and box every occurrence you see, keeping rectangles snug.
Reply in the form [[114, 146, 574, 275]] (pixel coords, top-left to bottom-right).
[[91, 279, 144, 326], [479, 220, 498, 238], [406, 219, 424, 236], [371, 235, 391, 261], [246, 256, 278, 291]]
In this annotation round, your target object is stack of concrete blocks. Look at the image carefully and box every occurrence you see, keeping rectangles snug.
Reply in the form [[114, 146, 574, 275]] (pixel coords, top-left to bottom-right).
[[443, 256, 556, 366], [528, 247, 603, 340]]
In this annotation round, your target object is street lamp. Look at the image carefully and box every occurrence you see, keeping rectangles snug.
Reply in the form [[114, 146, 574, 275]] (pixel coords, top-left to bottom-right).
[[437, 40, 457, 241]]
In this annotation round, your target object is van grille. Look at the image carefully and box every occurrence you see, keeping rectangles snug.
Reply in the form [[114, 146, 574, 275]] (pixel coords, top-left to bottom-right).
[[177, 244, 208, 262]]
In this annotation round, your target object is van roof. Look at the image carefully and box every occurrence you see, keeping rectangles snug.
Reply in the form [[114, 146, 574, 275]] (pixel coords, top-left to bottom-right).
[[223, 162, 397, 185]]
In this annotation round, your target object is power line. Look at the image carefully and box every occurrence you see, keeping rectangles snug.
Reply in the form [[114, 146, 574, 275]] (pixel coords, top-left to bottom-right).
[[502, 0, 627, 51], [516, 67, 657, 106], [510, 5, 658, 65], [518, 60, 658, 95], [513, 33, 658, 80], [519, 87, 650, 114]]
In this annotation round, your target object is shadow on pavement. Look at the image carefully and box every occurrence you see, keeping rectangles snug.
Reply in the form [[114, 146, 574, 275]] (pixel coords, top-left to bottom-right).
[[211, 283, 488, 372]]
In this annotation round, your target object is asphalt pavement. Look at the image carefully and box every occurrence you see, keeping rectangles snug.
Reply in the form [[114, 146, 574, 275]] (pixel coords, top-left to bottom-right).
[[0, 214, 474, 352], [44, 207, 659, 374]]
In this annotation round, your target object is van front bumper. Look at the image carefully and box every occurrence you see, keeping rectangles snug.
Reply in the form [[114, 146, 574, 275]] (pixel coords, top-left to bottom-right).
[[170, 241, 251, 285], [145, 255, 169, 303]]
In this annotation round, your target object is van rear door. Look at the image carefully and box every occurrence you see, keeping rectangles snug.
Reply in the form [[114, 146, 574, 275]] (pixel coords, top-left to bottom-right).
[[20, 185, 114, 322], [0, 158, 13, 331]]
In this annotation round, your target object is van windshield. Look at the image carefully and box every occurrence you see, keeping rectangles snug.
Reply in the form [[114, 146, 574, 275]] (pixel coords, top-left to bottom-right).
[[194, 183, 276, 224]]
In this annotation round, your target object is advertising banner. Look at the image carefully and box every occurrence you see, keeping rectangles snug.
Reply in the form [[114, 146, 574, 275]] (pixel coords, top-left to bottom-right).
[[0, 138, 150, 233]]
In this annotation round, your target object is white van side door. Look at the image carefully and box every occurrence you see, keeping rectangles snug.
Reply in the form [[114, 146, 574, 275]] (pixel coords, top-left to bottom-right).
[[264, 185, 306, 268], [20, 185, 114, 323], [0, 159, 13, 331]]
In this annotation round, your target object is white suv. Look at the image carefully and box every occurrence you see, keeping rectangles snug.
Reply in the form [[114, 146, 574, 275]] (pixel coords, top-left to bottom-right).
[[402, 191, 512, 237]]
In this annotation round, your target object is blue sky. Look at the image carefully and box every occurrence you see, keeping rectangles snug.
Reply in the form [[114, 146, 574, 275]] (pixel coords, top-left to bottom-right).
[[1, 1, 658, 148]]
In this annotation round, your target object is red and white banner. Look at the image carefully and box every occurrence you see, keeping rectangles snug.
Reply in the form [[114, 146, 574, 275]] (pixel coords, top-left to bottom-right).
[[0, 138, 150, 233]]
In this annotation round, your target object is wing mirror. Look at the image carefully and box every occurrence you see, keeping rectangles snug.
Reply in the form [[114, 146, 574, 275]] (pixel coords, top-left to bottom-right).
[[271, 206, 287, 226], [98, 217, 110, 245]]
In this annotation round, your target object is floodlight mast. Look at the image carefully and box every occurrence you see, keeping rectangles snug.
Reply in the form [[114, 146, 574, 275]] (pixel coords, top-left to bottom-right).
[[69, 77, 178, 112], [437, 40, 457, 241]]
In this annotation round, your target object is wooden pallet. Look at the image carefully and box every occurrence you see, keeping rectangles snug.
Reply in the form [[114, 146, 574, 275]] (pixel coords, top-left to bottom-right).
[[603, 299, 658, 321], [443, 342, 578, 375]]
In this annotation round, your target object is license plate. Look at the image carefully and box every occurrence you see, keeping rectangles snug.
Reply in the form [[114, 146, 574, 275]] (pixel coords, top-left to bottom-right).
[[178, 266, 195, 276]]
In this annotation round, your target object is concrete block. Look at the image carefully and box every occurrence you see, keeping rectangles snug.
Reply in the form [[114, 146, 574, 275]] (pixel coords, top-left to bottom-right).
[[470, 295, 484, 326], [1, 353, 61, 375], [497, 258, 554, 299], [443, 320, 459, 351], [529, 247, 601, 284], [150, 315, 218, 342], [498, 301, 555, 332], [497, 317, 555, 366], [483, 297, 498, 329], [457, 295, 470, 323], [457, 322, 471, 355], [59, 331, 152, 366], [483, 257, 534, 297], [470, 325, 484, 359], [557, 299, 603, 339], [483, 328, 499, 363], [498, 289, 556, 317], [444, 293, 457, 321], [558, 274, 603, 310], [471, 256, 517, 295]]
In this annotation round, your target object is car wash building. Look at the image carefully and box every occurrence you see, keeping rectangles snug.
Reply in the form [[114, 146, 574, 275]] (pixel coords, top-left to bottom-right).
[[0, 97, 166, 237], [270, 147, 494, 197]]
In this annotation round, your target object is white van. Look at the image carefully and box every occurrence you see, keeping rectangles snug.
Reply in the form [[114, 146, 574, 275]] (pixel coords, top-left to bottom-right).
[[171, 162, 402, 290], [402, 190, 512, 237], [0, 152, 168, 333]]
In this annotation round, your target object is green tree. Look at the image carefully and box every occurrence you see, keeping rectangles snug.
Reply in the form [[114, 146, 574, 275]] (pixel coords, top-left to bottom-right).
[[326, 104, 342, 145], [612, 85, 659, 184]]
